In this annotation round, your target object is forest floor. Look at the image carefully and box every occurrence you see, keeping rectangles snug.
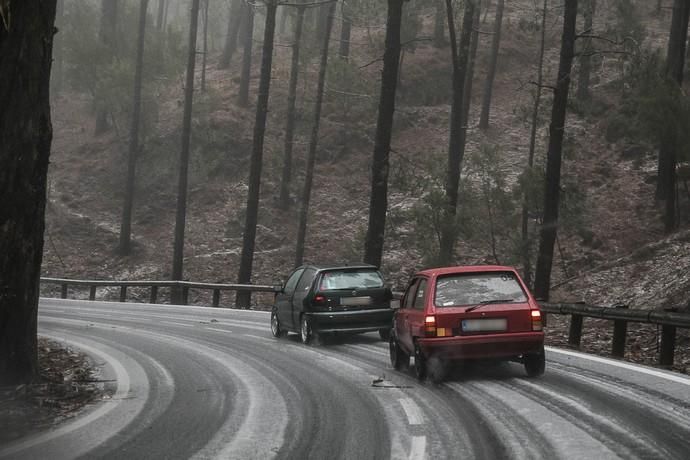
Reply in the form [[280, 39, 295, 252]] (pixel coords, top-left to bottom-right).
[[0, 338, 105, 445]]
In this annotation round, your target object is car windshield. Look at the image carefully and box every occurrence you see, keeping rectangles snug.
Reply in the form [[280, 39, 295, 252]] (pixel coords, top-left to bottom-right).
[[434, 272, 528, 307], [318, 269, 384, 290]]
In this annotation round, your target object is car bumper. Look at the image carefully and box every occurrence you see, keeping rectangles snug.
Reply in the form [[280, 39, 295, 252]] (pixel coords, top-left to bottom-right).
[[308, 309, 393, 333], [417, 331, 544, 360]]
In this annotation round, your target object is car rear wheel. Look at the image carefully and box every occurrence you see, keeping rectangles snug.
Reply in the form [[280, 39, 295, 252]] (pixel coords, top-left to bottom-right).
[[270, 311, 286, 338], [300, 315, 314, 345], [378, 328, 391, 342], [389, 335, 409, 370], [427, 355, 447, 384], [413, 342, 427, 381], [524, 347, 546, 377]]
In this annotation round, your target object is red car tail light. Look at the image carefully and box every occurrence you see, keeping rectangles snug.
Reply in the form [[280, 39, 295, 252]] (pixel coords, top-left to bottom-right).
[[424, 315, 436, 337], [531, 309, 543, 331]]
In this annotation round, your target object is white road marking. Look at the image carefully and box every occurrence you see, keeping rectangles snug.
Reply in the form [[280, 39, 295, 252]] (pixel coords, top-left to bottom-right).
[[242, 334, 274, 343], [546, 346, 690, 386], [160, 321, 189, 327], [399, 398, 424, 425], [206, 327, 233, 334], [346, 344, 388, 357], [409, 436, 426, 460]]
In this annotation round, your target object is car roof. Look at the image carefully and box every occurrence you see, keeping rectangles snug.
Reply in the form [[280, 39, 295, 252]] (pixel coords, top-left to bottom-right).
[[297, 264, 379, 273], [415, 265, 518, 277]]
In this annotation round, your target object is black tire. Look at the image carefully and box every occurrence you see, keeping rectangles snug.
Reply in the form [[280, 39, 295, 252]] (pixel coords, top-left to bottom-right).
[[389, 335, 410, 371], [524, 347, 546, 377], [427, 355, 447, 384], [270, 311, 286, 338], [300, 315, 314, 345], [379, 328, 391, 342], [413, 342, 427, 381]]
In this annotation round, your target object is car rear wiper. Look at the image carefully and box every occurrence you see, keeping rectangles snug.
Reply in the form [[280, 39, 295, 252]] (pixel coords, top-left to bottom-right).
[[465, 299, 515, 313]]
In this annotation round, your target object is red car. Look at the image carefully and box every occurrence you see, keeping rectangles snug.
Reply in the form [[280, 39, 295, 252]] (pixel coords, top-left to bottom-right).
[[389, 265, 545, 383]]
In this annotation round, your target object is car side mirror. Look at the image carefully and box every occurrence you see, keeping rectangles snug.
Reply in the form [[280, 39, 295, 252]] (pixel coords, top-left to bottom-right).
[[275, 280, 285, 293]]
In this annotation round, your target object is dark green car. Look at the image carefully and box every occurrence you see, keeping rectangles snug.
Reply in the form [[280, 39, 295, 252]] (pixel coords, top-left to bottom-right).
[[270, 265, 394, 344]]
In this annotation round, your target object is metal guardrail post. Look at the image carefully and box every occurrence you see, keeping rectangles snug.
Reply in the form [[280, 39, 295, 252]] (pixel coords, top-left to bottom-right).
[[660, 324, 677, 367], [119, 286, 127, 303], [611, 305, 628, 358], [89, 286, 97, 301], [61, 283, 68, 299], [182, 286, 189, 305], [150, 286, 158, 304], [568, 314, 583, 348], [212, 289, 220, 307]]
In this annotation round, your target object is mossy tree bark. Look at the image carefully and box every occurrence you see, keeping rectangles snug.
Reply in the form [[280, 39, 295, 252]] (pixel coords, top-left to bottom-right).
[[0, 0, 57, 385]]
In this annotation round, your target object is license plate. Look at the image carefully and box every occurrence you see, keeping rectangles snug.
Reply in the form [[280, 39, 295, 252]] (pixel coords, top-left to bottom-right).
[[461, 318, 507, 332], [340, 296, 372, 306]]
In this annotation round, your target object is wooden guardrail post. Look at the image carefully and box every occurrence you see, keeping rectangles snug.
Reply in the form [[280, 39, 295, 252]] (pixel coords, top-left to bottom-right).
[[660, 318, 677, 368], [182, 286, 189, 305], [611, 305, 628, 358], [89, 286, 97, 301], [568, 314, 583, 348], [61, 283, 68, 299], [212, 289, 220, 307], [150, 286, 158, 304], [119, 286, 127, 303]]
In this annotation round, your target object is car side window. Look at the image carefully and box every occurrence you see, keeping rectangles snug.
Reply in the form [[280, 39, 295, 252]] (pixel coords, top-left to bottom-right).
[[403, 279, 419, 309], [283, 269, 304, 296], [413, 279, 427, 310], [295, 268, 317, 293]]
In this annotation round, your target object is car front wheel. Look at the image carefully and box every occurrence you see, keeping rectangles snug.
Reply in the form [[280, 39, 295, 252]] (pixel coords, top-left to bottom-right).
[[389, 335, 409, 370], [379, 328, 391, 342], [300, 315, 314, 345], [270, 311, 286, 338], [524, 347, 546, 377]]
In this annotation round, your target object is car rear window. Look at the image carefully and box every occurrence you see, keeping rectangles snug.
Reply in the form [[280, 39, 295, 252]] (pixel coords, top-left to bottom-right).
[[434, 272, 528, 307], [318, 269, 384, 290]]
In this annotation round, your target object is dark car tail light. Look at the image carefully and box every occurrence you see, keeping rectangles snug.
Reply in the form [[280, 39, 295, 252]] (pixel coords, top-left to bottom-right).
[[313, 294, 326, 305], [531, 309, 543, 331]]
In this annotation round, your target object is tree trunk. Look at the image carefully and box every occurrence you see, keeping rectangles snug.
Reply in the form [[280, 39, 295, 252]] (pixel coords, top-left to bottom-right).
[[463, 1, 481, 123], [0, 0, 57, 385], [339, 1, 352, 59], [119, 0, 149, 255], [279, 5, 306, 211], [201, 0, 209, 92], [53, 0, 65, 96], [577, 0, 595, 102], [236, 0, 279, 308], [533, 0, 578, 301], [479, 0, 504, 130], [295, 2, 336, 267], [219, 0, 243, 69], [433, 0, 445, 48], [95, 0, 119, 135], [238, 3, 255, 107], [363, 0, 406, 268], [171, 0, 201, 301], [658, 0, 690, 232], [521, 0, 548, 288], [438, 0, 476, 267], [157, 0, 166, 30], [315, 3, 329, 45]]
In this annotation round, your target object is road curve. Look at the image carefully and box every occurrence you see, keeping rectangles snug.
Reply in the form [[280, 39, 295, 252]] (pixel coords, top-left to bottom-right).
[[2, 298, 690, 459]]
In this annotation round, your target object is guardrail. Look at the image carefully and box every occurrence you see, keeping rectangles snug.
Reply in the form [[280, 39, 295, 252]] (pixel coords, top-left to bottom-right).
[[40, 277, 280, 307], [540, 302, 690, 367]]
